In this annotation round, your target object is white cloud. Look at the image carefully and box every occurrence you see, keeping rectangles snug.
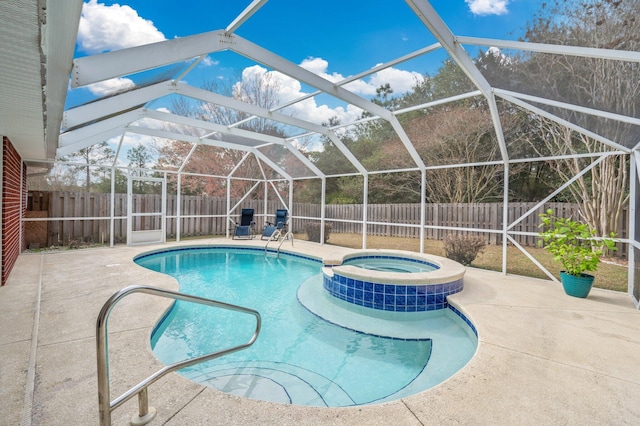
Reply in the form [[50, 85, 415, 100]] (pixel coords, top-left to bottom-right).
[[107, 118, 167, 167], [77, 0, 166, 54], [299, 57, 424, 99], [367, 67, 424, 95], [299, 57, 344, 83], [465, 0, 509, 16], [234, 64, 364, 126], [230, 58, 425, 127], [201, 56, 219, 67], [86, 77, 135, 96]]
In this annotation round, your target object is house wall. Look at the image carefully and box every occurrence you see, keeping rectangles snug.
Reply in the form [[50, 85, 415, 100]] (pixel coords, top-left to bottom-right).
[[2, 136, 26, 286]]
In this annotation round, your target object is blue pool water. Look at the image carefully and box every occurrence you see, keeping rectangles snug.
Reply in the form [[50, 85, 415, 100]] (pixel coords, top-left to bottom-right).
[[344, 256, 438, 273], [136, 247, 477, 407]]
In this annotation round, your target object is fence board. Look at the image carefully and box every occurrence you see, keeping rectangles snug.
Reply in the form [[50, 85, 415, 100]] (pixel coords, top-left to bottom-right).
[[26, 191, 629, 256]]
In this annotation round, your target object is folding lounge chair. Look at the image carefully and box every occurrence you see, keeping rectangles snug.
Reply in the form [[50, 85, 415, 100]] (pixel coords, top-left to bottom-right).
[[232, 208, 256, 239], [261, 209, 288, 240]]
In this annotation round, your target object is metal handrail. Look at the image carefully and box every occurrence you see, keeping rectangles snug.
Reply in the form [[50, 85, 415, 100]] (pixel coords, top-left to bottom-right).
[[264, 229, 281, 255], [264, 230, 294, 258], [276, 231, 294, 255], [96, 285, 261, 426]]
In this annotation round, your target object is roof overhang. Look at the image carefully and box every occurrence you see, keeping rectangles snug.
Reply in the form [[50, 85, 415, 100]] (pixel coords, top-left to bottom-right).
[[0, 0, 82, 165]]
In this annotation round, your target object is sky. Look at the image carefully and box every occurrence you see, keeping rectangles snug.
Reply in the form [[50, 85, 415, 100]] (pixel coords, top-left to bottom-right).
[[67, 0, 543, 162]]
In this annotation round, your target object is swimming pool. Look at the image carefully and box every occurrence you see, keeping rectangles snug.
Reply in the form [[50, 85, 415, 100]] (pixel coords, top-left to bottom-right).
[[135, 246, 477, 407]]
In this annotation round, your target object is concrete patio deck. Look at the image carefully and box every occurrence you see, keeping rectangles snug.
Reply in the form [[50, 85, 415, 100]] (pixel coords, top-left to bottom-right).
[[1, 238, 639, 425]]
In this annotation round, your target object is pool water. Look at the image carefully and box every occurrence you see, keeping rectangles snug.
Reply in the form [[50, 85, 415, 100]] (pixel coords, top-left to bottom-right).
[[344, 256, 438, 273], [136, 247, 476, 407]]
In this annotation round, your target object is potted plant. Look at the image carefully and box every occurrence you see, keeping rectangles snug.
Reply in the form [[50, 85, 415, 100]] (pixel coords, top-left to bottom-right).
[[538, 209, 616, 298]]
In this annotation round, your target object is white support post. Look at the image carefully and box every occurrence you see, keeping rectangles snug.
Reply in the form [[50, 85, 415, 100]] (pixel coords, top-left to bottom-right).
[[162, 172, 167, 243], [629, 150, 638, 300], [321, 177, 326, 245], [263, 178, 268, 226], [126, 168, 132, 245], [110, 133, 125, 247], [420, 169, 426, 253], [288, 178, 293, 236], [109, 165, 115, 247], [226, 177, 231, 238], [176, 172, 181, 242], [362, 174, 369, 249], [502, 163, 510, 274]]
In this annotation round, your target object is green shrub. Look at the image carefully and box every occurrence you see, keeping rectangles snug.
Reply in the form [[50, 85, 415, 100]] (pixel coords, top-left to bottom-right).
[[538, 209, 616, 276], [443, 234, 486, 266]]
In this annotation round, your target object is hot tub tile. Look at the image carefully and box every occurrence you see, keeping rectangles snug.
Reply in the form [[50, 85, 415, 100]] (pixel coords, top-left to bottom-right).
[[323, 251, 465, 312], [363, 291, 373, 302]]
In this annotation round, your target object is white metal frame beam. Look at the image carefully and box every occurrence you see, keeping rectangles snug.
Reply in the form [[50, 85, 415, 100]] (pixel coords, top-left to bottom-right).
[[59, 109, 144, 147], [176, 84, 369, 175], [143, 109, 325, 177], [239, 42, 443, 125], [228, 33, 427, 171], [405, 0, 512, 265], [457, 36, 640, 63], [57, 109, 146, 155], [225, 0, 268, 34], [63, 81, 171, 129], [127, 125, 292, 180], [404, 0, 509, 163], [71, 30, 227, 87], [499, 93, 631, 153]]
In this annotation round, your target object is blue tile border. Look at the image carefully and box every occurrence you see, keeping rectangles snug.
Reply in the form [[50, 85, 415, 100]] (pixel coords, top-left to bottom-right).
[[323, 273, 464, 312], [448, 304, 478, 337]]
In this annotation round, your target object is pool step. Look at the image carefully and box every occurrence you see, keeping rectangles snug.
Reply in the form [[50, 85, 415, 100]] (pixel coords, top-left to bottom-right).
[[182, 361, 356, 407]]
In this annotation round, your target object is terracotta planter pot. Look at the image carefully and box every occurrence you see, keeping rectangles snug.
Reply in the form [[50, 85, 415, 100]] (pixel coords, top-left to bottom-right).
[[560, 271, 595, 298]]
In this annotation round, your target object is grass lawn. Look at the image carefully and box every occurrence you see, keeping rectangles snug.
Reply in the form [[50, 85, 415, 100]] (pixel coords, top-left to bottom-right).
[[316, 233, 628, 293]]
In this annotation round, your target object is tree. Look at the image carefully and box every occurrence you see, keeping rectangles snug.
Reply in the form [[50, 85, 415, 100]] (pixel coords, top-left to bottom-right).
[[514, 0, 639, 236], [306, 63, 510, 204], [157, 70, 288, 197], [527, 117, 628, 236], [398, 105, 504, 203], [27, 163, 83, 191], [61, 141, 114, 192], [299, 117, 360, 203], [127, 143, 155, 193], [430, 59, 477, 102], [92, 168, 128, 193]]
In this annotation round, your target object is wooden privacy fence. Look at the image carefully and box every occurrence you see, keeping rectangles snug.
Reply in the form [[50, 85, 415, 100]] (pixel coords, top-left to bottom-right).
[[26, 192, 287, 246], [26, 191, 628, 256], [323, 202, 578, 244]]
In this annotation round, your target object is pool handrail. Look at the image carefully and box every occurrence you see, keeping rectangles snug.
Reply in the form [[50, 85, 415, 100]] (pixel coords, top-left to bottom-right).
[[96, 285, 261, 426], [264, 230, 294, 257]]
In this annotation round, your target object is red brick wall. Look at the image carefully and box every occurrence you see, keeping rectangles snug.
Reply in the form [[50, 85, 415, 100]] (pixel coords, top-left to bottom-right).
[[2, 136, 26, 286]]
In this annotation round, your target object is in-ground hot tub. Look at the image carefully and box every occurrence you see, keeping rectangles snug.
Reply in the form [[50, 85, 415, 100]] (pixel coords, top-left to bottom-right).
[[322, 250, 466, 312]]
